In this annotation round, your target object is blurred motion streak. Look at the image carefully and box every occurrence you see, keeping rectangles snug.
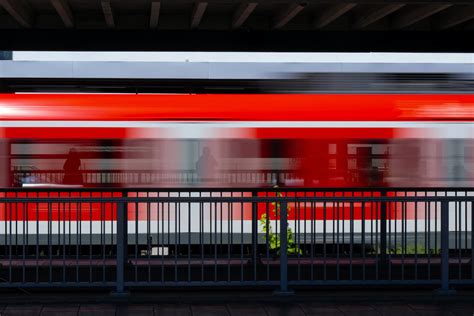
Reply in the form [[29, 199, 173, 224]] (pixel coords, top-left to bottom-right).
[[0, 93, 472, 189]]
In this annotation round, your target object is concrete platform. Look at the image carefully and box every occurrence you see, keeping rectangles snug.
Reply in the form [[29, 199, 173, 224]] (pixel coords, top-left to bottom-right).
[[1, 300, 473, 316], [0, 290, 474, 315]]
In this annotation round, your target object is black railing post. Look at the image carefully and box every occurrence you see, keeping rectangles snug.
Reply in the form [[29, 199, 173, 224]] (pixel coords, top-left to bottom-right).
[[114, 201, 128, 296], [275, 201, 293, 295], [252, 191, 258, 279], [436, 200, 455, 295], [380, 190, 388, 277]]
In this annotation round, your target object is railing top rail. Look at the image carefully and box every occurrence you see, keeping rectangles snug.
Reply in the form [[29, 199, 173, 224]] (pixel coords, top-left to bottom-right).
[[12, 169, 298, 173], [1, 196, 473, 203], [1, 187, 473, 192]]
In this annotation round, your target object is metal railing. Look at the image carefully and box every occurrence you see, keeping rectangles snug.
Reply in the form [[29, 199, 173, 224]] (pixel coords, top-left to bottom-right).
[[12, 169, 299, 186], [0, 187, 473, 294]]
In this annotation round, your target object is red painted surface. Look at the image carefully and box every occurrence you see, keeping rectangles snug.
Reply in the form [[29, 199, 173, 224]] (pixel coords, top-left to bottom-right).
[[1, 93, 473, 121], [2, 127, 399, 139], [1, 93, 469, 222], [3, 127, 129, 139], [0, 190, 427, 221]]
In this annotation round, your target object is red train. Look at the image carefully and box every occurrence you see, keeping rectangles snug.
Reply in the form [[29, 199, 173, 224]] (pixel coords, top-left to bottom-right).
[[0, 94, 474, 187], [0, 93, 473, 245], [0, 93, 473, 188]]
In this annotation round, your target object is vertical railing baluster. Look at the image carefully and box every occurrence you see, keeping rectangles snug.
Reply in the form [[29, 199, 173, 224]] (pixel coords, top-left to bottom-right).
[[437, 199, 455, 295], [380, 190, 387, 279], [252, 191, 258, 281], [115, 201, 128, 295], [471, 199, 474, 281], [276, 201, 291, 295]]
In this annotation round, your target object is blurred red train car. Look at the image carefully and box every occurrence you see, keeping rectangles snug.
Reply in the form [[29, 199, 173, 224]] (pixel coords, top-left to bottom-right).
[[0, 93, 473, 243], [1, 93, 473, 188]]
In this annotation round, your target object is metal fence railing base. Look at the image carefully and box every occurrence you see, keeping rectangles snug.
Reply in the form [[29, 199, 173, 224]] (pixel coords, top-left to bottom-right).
[[0, 187, 472, 291]]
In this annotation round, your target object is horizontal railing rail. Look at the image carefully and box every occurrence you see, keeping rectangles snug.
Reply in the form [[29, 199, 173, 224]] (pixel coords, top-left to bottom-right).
[[2, 186, 473, 192], [0, 187, 472, 294], [1, 196, 473, 203], [0, 186, 474, 190], [12, 169, 300, 186]]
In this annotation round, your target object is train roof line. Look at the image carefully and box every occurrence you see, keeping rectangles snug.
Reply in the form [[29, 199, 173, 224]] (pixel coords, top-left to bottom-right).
[[11, 52, 474, 64], [1, 60, 474, 81]]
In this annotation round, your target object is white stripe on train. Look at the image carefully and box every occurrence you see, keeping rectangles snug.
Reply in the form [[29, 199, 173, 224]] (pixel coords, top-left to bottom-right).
[[0, 219, 471, 235]]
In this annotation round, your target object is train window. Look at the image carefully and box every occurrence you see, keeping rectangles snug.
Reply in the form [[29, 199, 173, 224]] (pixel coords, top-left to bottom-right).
[[8, 138, 288, 187], [6, 136, 472, 188]]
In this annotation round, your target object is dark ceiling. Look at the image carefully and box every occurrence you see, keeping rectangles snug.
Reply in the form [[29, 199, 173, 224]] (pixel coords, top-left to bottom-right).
[[0, 0, 474, 51], [1, 0, 474, 31]]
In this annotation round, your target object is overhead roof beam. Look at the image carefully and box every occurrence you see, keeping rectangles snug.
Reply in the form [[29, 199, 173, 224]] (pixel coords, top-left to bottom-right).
[[354, 3, 405, 28], [191, 2, 208, 29], [273, 3, 306, 29], [232, 2, 258, 29], [0, 0, 33, 28], [314, 3, 356, 29], [51, 0, 74, 28], [392, 4, 452, 28], [435, 5, 474, 29], [100, 0, 115, 28], [150, 1, 161, 29]]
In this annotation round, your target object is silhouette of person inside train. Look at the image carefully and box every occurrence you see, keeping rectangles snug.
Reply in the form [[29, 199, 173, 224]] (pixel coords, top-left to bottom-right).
[[196, 147, 217, 182], [63, 148, 83, 185]]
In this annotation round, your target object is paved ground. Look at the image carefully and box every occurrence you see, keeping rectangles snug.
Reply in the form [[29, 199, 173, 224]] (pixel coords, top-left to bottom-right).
[[1, 301, 473, 316], [1, 290, 473, 316]]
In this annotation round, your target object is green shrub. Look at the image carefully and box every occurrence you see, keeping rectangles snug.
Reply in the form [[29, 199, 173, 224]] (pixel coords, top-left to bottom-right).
[[259, 188, 302, 255]]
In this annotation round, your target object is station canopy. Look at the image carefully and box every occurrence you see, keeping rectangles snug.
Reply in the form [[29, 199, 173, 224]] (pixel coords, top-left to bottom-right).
[[0, 0, 474, 52]]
